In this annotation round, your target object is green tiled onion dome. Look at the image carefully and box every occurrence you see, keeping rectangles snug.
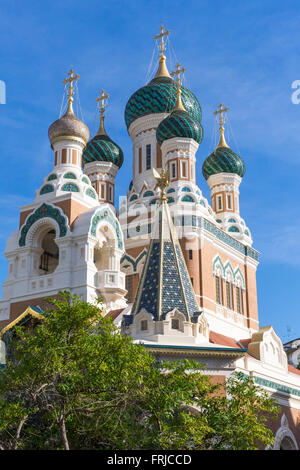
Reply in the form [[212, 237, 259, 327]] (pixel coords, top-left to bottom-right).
[[82, 122, 124, 169], [202, 146, 245, 180], [156, 109, 203, 145], [125, 76, 202, 130]]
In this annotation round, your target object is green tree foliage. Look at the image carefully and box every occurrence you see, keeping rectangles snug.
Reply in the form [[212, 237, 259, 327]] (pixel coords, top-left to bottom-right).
[[0, 292, 278, 450]]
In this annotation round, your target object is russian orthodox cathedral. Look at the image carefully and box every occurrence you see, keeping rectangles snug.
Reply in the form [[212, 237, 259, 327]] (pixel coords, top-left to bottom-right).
[[0, 27, 299, 449]]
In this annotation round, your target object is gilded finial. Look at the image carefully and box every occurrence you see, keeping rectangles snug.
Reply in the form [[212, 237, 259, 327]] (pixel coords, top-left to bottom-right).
[[153, 167, 170, 202], [171, 63, 187, 112], [154, 25, 171, 78], [96, 89, 109, 136], [214, 103, 229, 148], [63, 68, 80, 115]]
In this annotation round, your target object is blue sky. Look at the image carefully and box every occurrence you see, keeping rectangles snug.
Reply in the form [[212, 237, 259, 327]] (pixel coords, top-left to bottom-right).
[[0, 0, 300, 341]]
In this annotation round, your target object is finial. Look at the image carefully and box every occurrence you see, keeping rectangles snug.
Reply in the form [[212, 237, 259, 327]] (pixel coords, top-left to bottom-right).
[[63, 68, 80, 115], [153, 167, 170, 202], [214, 103, 229, 148], [153, 25, 171, 78], [96, 89, 109, 136], [171, 63, 187, 112]]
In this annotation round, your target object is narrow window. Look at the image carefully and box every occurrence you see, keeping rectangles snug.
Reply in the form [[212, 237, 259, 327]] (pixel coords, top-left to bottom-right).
[[191, 164, 194, 180], [125, 274, 133, 302], [217, 195, 223, 211], [190, 277, 194, 286], [172, 318, 179, 330], [146, 144, 151, 170], [100, 184, 105, 200], [226, 281, 233, 309], [227, 194, 233, 210], [109, 185, 113, 202], [170, 162, 176, 179], [141, 320, 148, 331], [181, 161, 187, 178], [139, 148, 142, 173], [236, 287, 243, 314], [188, 249, 193, 260], [156, 143, 162, 168], [215, 276, 223, 305]]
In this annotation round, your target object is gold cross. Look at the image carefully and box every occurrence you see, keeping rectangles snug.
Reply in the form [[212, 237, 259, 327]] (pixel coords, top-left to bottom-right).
[[214, 103, 229, 126], [63, 68, 80, 105], [154, 25, 170, 57], [171, 63, 186, 87], [96, 89, 109, 116], [153, 168, 170, 202]]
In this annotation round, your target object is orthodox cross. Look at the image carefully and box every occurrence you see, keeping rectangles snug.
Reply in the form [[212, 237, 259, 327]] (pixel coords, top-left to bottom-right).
[[63, 68, 80, 107], [154, 25, 170, 57], [214, 103, 229, 127], [96, 89, 109, 117], [171, 63, 186, 87]]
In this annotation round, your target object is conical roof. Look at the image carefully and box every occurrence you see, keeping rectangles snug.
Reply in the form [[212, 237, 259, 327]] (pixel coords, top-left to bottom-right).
[[132, 197, 199, 321]]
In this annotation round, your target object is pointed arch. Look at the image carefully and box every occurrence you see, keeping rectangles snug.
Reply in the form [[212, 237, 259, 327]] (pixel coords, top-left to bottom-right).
[[90, 207, 124, 251], [212, 255, 224, 278], [234, 267, 245, 289], [224, 260, 235, 282]]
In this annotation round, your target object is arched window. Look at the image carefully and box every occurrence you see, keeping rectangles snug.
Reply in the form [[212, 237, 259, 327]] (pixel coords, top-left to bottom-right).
[[129, 194, 138, 202], [39, 229, 59, 275], [228, 218, 236, 223], [63, 172, 76, 179], [228, 226, 239, 233], [86, 188, 97, 199], [167, 188, 175, 194], [143, 191, 154, 198], [181, 195, 194, 203], [150, 198, 158, 205], [82, 176, 89, 184], [61, 183, 79, 192], [47, 174, 57, 181], [40, 184, 54, 195], [200, 199, 206, 206], [244, 229, 249, 236], [167, 197, 174, 204], [181, 187, 191, 192]]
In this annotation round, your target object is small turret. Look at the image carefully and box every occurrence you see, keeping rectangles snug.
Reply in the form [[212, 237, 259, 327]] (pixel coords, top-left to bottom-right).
[[202, 104, 245, 217], [82, 90, 123, 205]]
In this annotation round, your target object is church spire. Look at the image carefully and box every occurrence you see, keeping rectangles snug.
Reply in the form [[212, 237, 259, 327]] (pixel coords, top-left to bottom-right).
[[96, 89, 109, 136], [214, 103, 229, 149], [153, 25, 171, 79]]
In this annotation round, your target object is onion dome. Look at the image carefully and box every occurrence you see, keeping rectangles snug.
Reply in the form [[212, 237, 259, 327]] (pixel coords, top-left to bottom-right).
[[202, 103, 245, 180], [157, 109, 203, 145], [156, 71, 203, 145], [124, 56, 202, 130], [82, 90, 124, 168], [48, 69, 89, 147], [202, 146, 245, 180]]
